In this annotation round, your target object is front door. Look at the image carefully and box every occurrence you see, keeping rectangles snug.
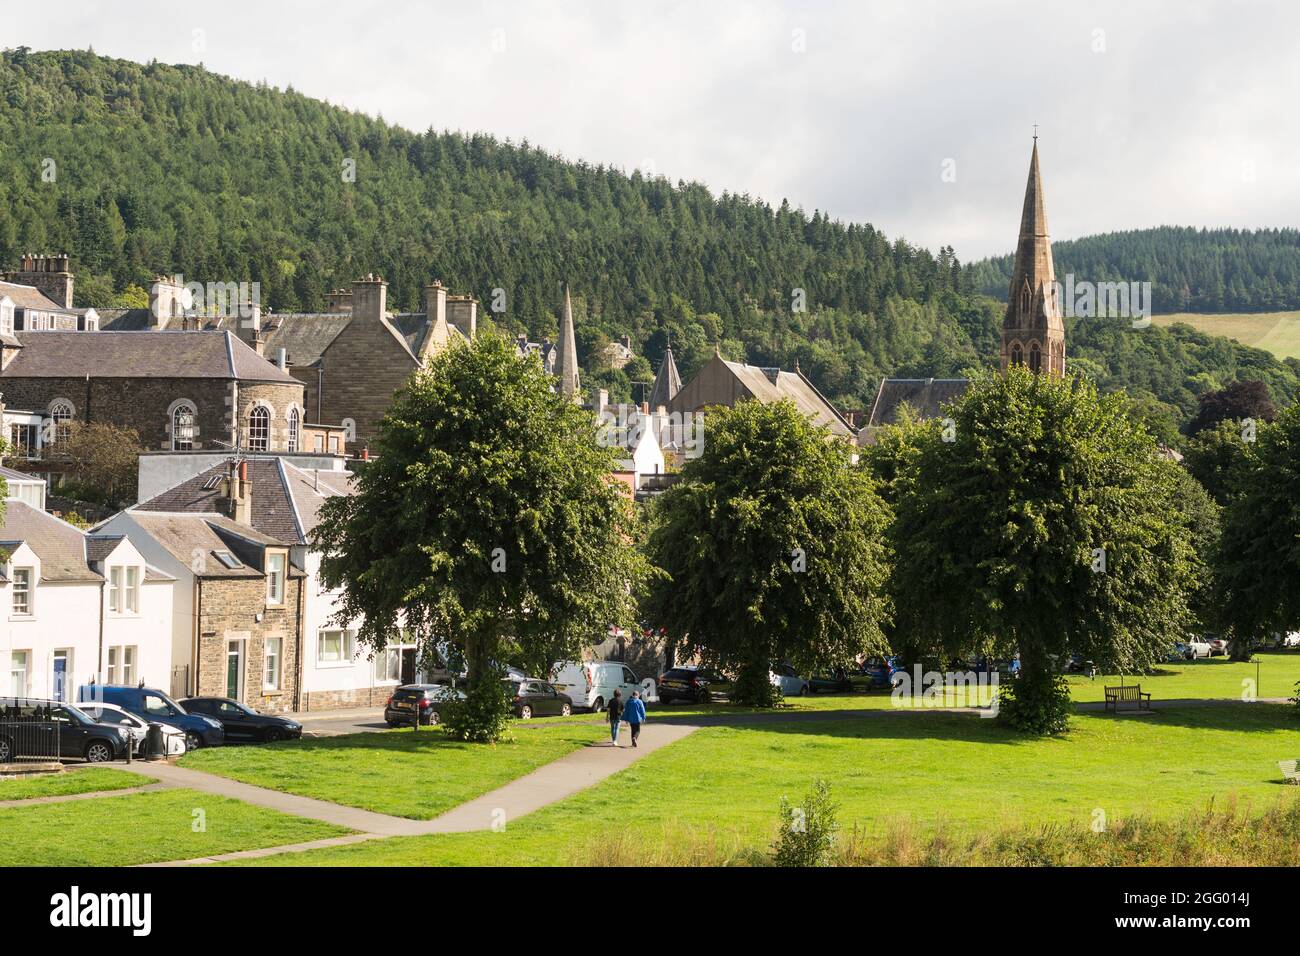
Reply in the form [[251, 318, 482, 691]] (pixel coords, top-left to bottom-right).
[[226, 641, 244, 701], [52, 651, 69, 701]]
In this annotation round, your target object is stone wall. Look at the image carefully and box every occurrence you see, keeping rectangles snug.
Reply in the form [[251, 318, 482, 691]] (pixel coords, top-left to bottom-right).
[[0, 375, 304, 452], [317, 318, 420, 449], [196, 575, 302, 714]]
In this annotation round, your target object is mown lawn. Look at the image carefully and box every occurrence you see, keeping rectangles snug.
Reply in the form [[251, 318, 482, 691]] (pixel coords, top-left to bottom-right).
[[181, 722, 608, 819], [237, 702, 1300, 866], [1066, 651, 1300, 703], [0, 767, 152, 801], [0, 788, 347, 866]]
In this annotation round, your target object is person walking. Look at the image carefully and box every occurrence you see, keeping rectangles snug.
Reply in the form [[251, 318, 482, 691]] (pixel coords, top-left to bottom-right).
[[623, 689, 647, 748], [607, 689, 624, 747]]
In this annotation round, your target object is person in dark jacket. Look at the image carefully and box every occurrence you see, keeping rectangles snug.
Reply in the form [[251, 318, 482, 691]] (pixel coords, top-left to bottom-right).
[[623, 690, 647, 747], [608, 689, 624, 746]]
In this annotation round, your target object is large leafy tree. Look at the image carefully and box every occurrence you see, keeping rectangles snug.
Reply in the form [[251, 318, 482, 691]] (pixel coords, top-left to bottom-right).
[[889, 368, 1205, 732], [643, 400, 892, 705], [313, 332, 650, 740], [1215, 404, 1300, 652]]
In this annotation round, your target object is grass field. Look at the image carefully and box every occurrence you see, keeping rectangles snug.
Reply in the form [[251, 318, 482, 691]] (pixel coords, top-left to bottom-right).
[[233, 701, 1300, 866], [1154, 311, 1300, 360], [0, 788, 348, 866], [1066, 651, 1300, 703], [0, 767, 152, 801], [181, 722, 607, 819]]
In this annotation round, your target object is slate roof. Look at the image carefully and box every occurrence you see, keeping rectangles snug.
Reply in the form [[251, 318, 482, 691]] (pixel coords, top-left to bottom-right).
[[866, 378, 971, 428], [3, 330, 299, 383], [719, 358, 856, 437], [133, 457, 355, 545], [125, 512, 295, 579], [0, 280, 69, 313], [0, 500, 102, 582]]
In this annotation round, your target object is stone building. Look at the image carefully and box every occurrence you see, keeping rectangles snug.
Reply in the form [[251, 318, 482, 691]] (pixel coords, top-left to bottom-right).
[[0, 329, 305, 456], [865, 136, 1066, 435], [100, 462, 304, 712]]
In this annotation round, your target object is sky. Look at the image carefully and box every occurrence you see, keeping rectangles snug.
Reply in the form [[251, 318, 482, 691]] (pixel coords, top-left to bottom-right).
[[9, 0, 1299, 260]]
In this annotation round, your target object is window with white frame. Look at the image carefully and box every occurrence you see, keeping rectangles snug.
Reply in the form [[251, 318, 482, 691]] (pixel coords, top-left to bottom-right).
[[12, 568, 33, 615], [247, 405, 270, 451], [107, 645, 137, 685], [265, 552, 285, 605], [172, 402, 196, 450], [48, 400, 73, 445], [287, 407, 300, 452], [125, 567, 139, 613], [264, 637, 282, 690], [317, 629, 356, 665], [375, 647, 401, 682], [9, 651, 28, 695], [109, 566, 122, 612]]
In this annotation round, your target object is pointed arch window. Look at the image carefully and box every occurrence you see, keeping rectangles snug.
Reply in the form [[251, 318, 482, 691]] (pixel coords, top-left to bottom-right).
[[1029, 343, 1043, 373], [172, 402, 197, 450], [49, 400, 74, 445], [1019, 285, 1031, 314], [287, 407, 300, 453], [1010, 342, 1024, 366], [248, 405, 270, 452]]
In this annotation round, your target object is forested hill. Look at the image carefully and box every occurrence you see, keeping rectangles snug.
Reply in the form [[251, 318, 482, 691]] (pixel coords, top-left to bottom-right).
[[0, 47, 993, 408], [1, 48, 1297, 427], [967, 226, 1300, 313]]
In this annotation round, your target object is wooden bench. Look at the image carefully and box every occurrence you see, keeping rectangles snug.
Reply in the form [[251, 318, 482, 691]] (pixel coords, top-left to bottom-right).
[[1280, 760, 1300, 785], [1104, 685, 1152, 712]]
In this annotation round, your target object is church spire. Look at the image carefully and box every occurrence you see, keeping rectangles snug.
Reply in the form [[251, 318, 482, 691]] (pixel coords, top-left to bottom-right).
[[1001, 136, 1066, 376], [648, 335, 682, 409], [556, 283, 581, 400]]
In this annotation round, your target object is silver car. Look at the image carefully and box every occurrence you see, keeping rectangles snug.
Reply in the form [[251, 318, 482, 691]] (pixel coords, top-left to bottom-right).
[[78, 702, 188, 756]]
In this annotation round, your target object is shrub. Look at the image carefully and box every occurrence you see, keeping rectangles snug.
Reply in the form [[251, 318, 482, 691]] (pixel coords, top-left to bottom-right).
[[998, 672, 1073, 735], [772, 779, 839, 867], [441, 679, 512, 743]]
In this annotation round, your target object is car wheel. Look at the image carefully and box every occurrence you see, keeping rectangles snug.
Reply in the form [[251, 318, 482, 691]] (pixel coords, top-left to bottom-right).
[[185, 731, 203, 751], [592, 697, 605, 713], [0, 735, 12, 762], [263, 727, 283, 743], [519, 705, 532, 720], [84, 740, 114, 763], [561, 704, 572, 717], [800, 683, 809, 696], [426, 710, 441, 726]]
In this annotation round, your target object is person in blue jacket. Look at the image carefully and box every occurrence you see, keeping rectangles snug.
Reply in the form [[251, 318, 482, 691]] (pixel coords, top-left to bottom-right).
[[623, 690, 647, 747]]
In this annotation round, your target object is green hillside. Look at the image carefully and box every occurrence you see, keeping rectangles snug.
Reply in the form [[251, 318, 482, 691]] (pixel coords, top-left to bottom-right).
[[1, 47, 1297, 426]]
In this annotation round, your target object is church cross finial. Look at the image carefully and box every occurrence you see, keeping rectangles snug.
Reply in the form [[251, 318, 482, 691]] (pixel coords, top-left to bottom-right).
[[1032, 123, 1039, 141]]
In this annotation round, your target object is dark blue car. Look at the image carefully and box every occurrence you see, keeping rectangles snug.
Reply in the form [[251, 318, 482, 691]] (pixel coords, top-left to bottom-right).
[[861, 656, 901, 690], [78, 685, 225, 750]]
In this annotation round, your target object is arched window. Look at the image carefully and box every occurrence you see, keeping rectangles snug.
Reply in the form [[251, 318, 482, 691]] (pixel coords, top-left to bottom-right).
[[49, 400, 74, 445], [172, 402, 196, 450], [287, 407, 300, 453], [1010, 342, 1023, 366], [248, 406, 270, 451], [1029, 342, 1043, 373], [1019, 285, 1031, 314]]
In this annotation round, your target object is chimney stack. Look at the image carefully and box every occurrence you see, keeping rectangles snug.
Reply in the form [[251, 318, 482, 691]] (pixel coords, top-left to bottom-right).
[[4, 253, 74, 309], [351, 274, 387, 323], [447, 294, 478, 339], [222, 459, 253, 526]]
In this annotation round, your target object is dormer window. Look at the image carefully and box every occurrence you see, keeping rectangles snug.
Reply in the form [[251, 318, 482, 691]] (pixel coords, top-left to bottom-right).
[[266, 552, 285, 605], [109, 566, 140, 614]]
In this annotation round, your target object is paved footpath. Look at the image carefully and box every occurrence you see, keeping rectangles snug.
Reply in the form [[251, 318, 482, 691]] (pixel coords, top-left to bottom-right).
[[121, 720, 699, 864]]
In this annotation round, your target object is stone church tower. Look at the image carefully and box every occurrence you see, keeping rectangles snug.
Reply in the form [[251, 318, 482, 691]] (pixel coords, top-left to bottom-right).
[[555, 283, 581, 400], [1001, 137, 1066, 376]]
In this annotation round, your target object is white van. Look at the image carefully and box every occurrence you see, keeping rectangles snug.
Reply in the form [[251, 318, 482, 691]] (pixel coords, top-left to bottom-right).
[[551, 660, 644, 712]]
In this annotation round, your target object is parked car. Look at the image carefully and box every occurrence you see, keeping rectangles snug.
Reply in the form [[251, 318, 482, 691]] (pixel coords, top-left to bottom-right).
[[770, 664, 810, 697], [79, 685, 225, 750], [1167, 642, 1190, 663], [860, 656, 902, 690], [76, 701, 188, 756], [551, 660, 642, 712], [807, 669, 853, 694], [1285, 632, 1300, 649], [506, 680, 574, 719], [1207, 637, 1228, 657], [657, 666, 733, 704], [383, 684, 465, 726], [181, 697, 303, 742], [1184, 637, 1213, 659], [0, 698, 130, 763]]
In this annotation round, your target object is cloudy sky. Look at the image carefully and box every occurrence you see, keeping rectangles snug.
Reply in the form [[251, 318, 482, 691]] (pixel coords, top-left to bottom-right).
[[12, 0, 1299, 259]]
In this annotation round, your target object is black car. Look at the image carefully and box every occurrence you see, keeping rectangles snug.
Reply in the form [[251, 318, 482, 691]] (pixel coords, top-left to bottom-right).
[[0, 699, 130, 763], [384, 684, 464, 726], [657, 667, 732, 704], [180, 697, 303, 742], [506, 680, 573, 719], [807, 669, 854, 694]]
